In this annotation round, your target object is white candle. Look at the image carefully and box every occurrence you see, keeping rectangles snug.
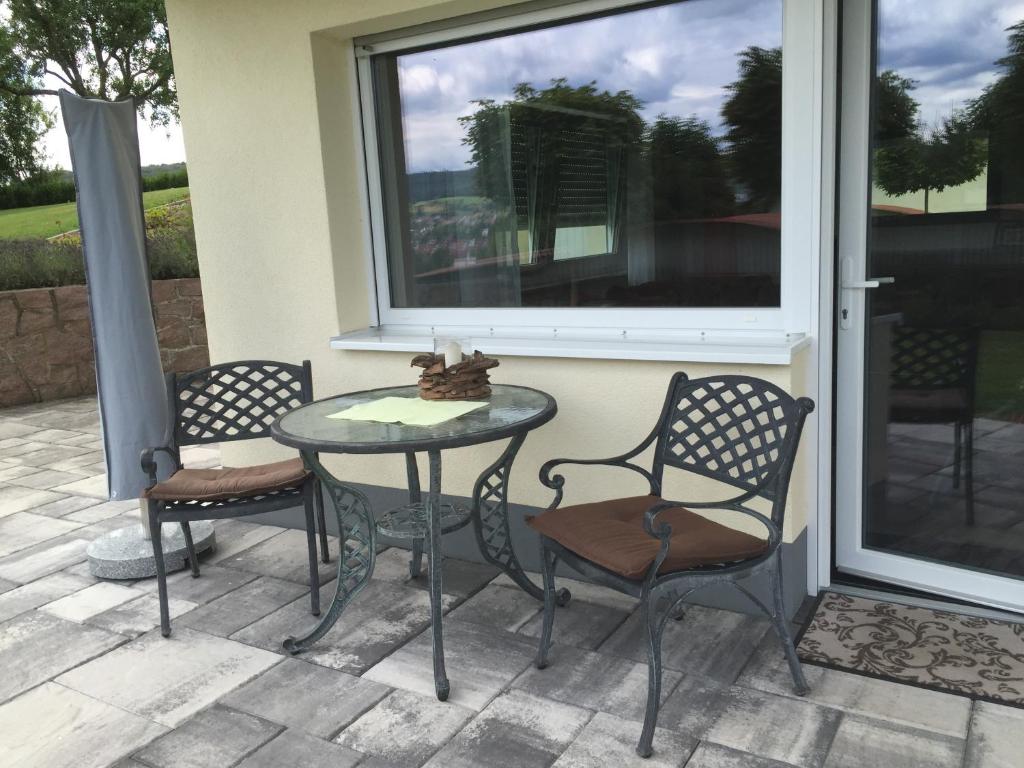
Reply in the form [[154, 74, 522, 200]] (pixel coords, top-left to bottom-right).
[[444, 341, 462, 368]]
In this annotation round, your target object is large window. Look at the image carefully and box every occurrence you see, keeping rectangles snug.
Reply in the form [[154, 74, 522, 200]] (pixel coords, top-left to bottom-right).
[[359, 0, 787, 325]]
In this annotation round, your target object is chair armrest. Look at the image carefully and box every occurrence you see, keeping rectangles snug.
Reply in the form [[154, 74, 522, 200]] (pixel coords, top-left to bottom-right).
[[140, 446, 179, 488], [539, 456, 659, 508], [642, 499, 782, 548]]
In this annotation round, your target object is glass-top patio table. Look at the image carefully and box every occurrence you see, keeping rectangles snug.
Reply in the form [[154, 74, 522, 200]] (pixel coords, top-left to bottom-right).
[[270, 383, 561, 701]]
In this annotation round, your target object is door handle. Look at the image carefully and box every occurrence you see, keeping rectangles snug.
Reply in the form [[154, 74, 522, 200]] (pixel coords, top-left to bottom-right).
[[839, 258, 895, 330], [843, 276, 895, 289]]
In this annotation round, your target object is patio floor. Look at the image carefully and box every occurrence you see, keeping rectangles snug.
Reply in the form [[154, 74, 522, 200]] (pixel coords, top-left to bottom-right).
[[0, 397, 1021, 768]]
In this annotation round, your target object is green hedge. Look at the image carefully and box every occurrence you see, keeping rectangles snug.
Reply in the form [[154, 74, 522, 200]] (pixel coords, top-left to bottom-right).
[[0, 168, 189, 211], [0, 201, 198, 291]]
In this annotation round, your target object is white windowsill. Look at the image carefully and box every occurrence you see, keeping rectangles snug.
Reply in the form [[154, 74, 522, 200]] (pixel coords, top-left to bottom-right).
[[330, 326, 810, 365]]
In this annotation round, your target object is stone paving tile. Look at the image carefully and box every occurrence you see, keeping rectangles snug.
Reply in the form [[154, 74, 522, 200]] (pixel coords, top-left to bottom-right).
[[28, 427, 86, 443], [337, 689, 475, 766], [424, 690, 591, 768], [0, 439, 48, 459], [517, 596, 632, 651], [8, 468, 89, 490], [0, 571, 92, 622], [821, 714, 964, 768], [552, 711, 694, 767], [737, 633, 972, 738], [134, 705, 282, 768], [599, 604, 769, 683], [177, 576, 307, 637], [221, 657, 390, 738], [0, 463, 48, 482], [15, 444, 95, 469], [64, 498, 140, 523], [0, 576, 15, 594], [86, 593, 198, 637], [0, 611, 125, 703], [237, 729, 363, 768], [232, 578, 453, 675], [0, 485, 66, 518], [0, 420, 36, 439], [449, 584, 541, 633], [492, 570, 638, 612], [0, 682, 167, 768], [372, 547, 500, 599], [0, 511, 83, 557], [217, 527, 337, 585], [683, 743, 792, 768], [206, 520, 285, 564], [364, 618, 536, 710], [962, 701, 1024, 768], [512, 643, 683, 723], [56, 626, 279, 727], [28, 494, 101, 518], [134, 563, 259, 605], [41, 581, 146, 622], [656, 672, 732, 739], [48, 472, 108, 498], [705, 687, 842, 768]]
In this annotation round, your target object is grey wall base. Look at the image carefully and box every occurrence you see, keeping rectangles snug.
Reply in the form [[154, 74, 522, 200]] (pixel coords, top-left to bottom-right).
[[246, 482, 809, 620]]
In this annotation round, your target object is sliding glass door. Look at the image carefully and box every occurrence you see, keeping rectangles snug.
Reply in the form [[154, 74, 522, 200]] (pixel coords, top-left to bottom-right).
[[834, 0, 1024, 611]]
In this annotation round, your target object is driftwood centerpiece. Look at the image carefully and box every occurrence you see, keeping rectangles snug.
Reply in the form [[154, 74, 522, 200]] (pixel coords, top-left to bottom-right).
[[411, 351, 499, 400]]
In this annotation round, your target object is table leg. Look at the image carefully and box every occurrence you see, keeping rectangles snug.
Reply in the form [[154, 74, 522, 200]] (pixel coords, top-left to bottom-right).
[[283, 451, 377, 655], [426, 449, 450, 701], [471, 434, 570, 606], [406, 452, 424, 578]]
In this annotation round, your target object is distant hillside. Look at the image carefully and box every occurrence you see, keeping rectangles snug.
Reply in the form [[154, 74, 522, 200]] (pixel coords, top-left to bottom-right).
[[54, 162, 187, 183], [407, 169, 477, 203]]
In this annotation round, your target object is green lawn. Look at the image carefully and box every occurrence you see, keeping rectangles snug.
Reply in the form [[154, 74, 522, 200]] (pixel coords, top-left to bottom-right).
[[0, 187, 191, 239], [976, 330, 1024, 419]]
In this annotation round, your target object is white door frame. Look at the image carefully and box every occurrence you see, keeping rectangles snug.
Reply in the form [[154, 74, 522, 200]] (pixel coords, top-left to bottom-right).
[[829, 0, 1024, 613]]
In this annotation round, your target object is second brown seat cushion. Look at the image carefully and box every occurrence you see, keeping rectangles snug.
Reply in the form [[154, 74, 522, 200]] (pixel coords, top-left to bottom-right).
[[143, 457, 309, 502], [527, 495, 769, 580]]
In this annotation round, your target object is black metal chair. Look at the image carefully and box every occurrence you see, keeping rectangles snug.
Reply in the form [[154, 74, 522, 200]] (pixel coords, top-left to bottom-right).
[[529, 373, 814, 758], [141, 359, 329, 637], [889, 326, 979, 524]]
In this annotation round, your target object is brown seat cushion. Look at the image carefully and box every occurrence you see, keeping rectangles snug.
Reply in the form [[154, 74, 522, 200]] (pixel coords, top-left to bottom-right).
[[143, 457, 309, 502], [527, 495, 768, 580], [889, 388, 968, 413]]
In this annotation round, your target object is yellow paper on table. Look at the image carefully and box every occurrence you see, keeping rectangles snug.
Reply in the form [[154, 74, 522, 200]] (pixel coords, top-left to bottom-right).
[[327, 396, 487, 426]]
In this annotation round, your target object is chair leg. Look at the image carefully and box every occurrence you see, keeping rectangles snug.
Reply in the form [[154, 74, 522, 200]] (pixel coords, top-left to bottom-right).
[[768, 553, 809, 696], [314, 479, 330, 563], [409, 538, 424, 579], [303, 489, 321, 617], [180, 522, 200, 578], [535, 539, 558, 669], [148, 501, 172, 638], [637, 592, 669, 758], [965, 420, 975, 526], [953, 422, 962, 490]]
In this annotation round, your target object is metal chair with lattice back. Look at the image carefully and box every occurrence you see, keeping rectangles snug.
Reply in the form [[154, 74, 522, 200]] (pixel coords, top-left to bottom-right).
[[141, 360, 330, 637], [528, 373, 814, 758], [889, 326, 979, 524]]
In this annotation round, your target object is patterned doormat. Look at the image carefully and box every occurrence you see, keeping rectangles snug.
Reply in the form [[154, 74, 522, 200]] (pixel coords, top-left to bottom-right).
[[797, 591, 1024, 707]]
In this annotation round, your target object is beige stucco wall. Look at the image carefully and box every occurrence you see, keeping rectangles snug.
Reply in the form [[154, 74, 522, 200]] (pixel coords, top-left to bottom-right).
[[164, 0, 819, 544]]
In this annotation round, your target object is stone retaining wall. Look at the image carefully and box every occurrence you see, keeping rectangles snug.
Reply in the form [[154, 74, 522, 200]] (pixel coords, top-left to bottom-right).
[[0, 278, 209, 408]]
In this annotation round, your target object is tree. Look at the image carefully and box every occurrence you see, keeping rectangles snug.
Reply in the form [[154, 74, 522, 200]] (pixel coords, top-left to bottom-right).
[[969, 20, 1024, 206], [873, 71, 987, 212], [0, 0, 176, 125], [721, 46, 782, 213], [0, 28, 52, 183], [645, 115, 733, 220]]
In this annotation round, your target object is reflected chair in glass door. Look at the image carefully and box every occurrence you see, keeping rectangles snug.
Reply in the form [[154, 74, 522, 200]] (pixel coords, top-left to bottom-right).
[[141, 360, 330, 637], [528, 373, 814, 758], [889, 326, 979, 524]]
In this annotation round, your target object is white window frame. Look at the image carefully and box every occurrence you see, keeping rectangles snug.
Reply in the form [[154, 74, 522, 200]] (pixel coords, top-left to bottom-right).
[[353, 0, 819, 339]]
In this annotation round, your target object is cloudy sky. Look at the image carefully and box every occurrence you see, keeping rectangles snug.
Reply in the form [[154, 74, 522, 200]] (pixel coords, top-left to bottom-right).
[[395, 0, 1024, 173], [32, 0, 1024, 173]]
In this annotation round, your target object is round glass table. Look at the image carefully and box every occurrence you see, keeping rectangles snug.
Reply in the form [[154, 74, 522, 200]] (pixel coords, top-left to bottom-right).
[[271, 383, 562, 701]]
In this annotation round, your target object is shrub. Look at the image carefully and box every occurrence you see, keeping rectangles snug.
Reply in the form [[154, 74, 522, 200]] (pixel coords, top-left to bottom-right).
[[0, 167, 188, 210], [0, 201, 198, 291]]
